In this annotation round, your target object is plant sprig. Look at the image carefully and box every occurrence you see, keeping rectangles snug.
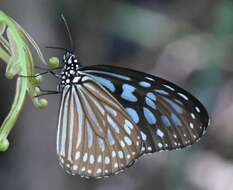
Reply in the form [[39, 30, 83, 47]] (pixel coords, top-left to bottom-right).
[[0, 11, 59, 152]]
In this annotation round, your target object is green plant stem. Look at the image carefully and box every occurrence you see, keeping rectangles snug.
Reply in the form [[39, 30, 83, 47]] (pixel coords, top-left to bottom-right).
[[0, 11, 55, 151], [0, 11, 31, 151], [0, 45, 10, 63], [0, 36, 10, 52], [0, 78, 27, 139]]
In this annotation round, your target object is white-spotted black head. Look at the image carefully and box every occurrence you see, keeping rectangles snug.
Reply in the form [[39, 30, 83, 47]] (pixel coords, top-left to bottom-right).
[[59, 51, 81, 87], [63, 51, 79, 65]]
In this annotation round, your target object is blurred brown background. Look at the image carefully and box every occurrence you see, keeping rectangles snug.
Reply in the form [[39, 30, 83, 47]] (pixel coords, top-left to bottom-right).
[[1, 0, 232, 190]]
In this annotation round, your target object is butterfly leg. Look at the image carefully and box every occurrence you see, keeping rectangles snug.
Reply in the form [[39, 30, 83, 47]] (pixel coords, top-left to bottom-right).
[[34, 87, 62, 97], [18, 66, 62, 78], [18, 71, 50, 78], [35, 66, 63, 79], [35, 66, 62, 71]]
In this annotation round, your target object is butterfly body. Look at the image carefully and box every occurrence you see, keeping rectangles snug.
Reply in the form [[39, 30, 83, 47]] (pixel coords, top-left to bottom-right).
[[59, 52, 81, 87], [56, 52, 209, 178]]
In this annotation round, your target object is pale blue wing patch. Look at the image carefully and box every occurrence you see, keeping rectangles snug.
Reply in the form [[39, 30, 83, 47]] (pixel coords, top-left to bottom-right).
[[90, 75, 116, 92], [121, 84, 138, 102], [139, 81, 151, 88], [143, 107, 157, 125], [125, 107, 140, 124]]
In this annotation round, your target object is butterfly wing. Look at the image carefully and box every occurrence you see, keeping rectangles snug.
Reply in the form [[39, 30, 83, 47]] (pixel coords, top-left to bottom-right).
[[56, 76, 142, 178], [80, 65, 210, 154]]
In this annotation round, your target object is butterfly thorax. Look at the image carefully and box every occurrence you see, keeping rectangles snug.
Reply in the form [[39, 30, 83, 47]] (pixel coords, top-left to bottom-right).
[[59, 52, 81, 88]]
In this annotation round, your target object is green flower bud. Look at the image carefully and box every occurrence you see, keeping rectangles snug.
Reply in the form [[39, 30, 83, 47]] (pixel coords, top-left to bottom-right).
[[37, 98, 48, 109], [0, 138, 9, 152], [33, 97, 48, 109], [34, 74, 43, 84], [48, 57, 59, 69], [35, 87, 41, 94], [5, 71, 14, 80]]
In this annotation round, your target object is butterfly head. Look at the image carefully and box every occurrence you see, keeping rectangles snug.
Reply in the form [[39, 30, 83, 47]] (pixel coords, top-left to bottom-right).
[[63, 51, 79, 66], [58, 51, 82, 87]]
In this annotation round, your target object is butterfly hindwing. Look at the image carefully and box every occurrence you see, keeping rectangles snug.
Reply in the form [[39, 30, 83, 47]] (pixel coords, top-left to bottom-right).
[[56, 76, 142, 178], [80, 65, 209, 154]]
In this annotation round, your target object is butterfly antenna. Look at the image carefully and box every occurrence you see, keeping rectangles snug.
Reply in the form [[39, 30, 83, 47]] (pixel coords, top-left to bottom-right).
[[45, 46, 69, 51], [61, 14, 74, 52]]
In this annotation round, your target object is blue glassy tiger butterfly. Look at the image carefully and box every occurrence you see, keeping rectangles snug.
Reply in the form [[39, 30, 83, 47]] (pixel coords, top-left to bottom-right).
[[43, 15, 209, 179]]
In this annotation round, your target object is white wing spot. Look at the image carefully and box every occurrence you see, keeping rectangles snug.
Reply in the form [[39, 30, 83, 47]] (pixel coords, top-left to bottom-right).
[[112, 151, 116, 158], [105, 105, 117, 117], [156, 129, 164, 138], [124, 136, 132, 145], [114, 163, 118, 168], [190, 122, 194, 129], [96, 168, 102, 174], [107, 130, 115, 145], [83, 153, 88, 162], [163, 84, 175, 91], [125, 120, 134, 129], [120, 140, 126, 148], [97, 155, 102, 163], [105, 157, 110, 164], [88, 170, 92, 174], [124, 120, 133, 135], [191, 113, 196, 119], [158, 143, 163, 148], [81, 167, 86, 172], [66, 163, 70, 168], [73, 165, 78, 170], [97, 138, 105, 152], [141, 146, 146, 152], [178, 92, 189, 100], [90, 155, 95, 164], [107, 115, 120, 134], [140, 131, 147, 141], [195, 106, 200, 113], [145, 77, 155, 81], [118, 151, 124, 159]]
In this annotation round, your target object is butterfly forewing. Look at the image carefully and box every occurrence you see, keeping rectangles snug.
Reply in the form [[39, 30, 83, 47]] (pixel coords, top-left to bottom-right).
[[57, 76, 142, 178], [80, 65, 209, 153]]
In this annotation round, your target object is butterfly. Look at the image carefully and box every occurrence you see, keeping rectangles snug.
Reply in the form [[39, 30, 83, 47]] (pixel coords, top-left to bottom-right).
[[53, 50, 209, 179]]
